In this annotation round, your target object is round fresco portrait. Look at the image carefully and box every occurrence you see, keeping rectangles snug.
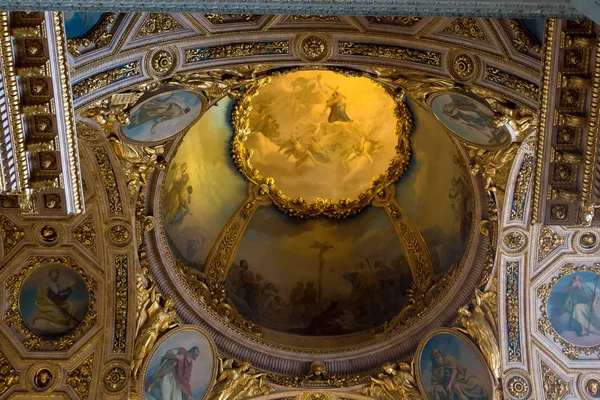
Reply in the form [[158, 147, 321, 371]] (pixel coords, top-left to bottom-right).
[[415, 330, 494, 400], [547, 271, 600, 347], [429, 91, 511, 148], [19, 264, 90, 338], [122, 91, 203, 143], [63, 12, 104, 38], [142, 326, 216, 400]]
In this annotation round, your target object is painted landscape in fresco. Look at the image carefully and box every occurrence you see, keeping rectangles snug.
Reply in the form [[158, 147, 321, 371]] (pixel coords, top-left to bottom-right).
[[245, 70, 398, 201], [123, 91, 203, 142], [395, 100, 473, 279], [431, 92, 510, 147], [547, 271, 600, 347], [226, 206, 412, 335], [417, 332, 493, 400], [163, 97, 247, 270], [144, 328, 215, 400], [19, 264, 90, 338]]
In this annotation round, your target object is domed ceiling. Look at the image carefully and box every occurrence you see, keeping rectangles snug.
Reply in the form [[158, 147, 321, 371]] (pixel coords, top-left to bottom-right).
[[161, 69, 476, 347]]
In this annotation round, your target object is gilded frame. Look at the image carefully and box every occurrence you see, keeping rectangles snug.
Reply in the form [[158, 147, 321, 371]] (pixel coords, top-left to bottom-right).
[[138, 325, 218, 400], [414, 328, 495, 400], [5, 256, 98, 351], [118, 88, 206, 146], [427, 90, 513, 150], [537, 263, 600, 359], [230, 69, 413, 219]]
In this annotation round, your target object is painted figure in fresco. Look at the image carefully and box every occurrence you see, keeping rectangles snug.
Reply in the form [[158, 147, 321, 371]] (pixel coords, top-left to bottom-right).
[[441, 94, 504, 145], [145, 346, 201, 400], [325, 89, 352, 123], [31, 268, 81, 335], [165, 162, 193, 225], [562, 275, 600, 336], [305, 301, 345, 335], [428, 348, 488, 400], [129, 93, 192, 135]]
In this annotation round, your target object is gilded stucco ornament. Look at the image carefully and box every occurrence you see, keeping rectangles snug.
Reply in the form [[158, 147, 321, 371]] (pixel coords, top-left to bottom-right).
[[67, 354, 94, 400], [538, 226, 564, 261], [457, 289, 502, 396], [137, 13, 183, 37], [231, 72, 413, 219], [468, 143, 520, 194], [103, 362, 128, 393], [508, 20, 541, 54], [0, 351, 19, 396], [0, 215, 25, 254], [67, 13, 116, 56], [502, 231, 526, 252], [505, 372, 530, 399], [145, 46, 178, 79], [540, 362, 569, 400], [448, 51, 479, 82], [295, 33, 332, 63], [207, 359, 273, 400], [362, 362, 424, 399], [131, 281, 178, 378]]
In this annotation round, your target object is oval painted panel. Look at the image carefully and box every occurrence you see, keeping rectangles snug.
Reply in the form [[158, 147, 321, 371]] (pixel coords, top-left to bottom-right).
[[64, 12, 104, 38], [415, 330, 494, 400], [122, 91, 203, 142], [143, 327, 216, 400], [430, 91, 511, 148], [547, 271, 600, 347], [19, 264, 90, 338]]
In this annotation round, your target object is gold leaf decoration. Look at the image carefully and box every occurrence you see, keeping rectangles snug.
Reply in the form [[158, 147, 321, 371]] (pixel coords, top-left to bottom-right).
[[443, 18, 488, 42], [137, 13, 183, 37], [0, 215, 25, 254], [67, 354, 94, 400], [72, 215, 96, 254]]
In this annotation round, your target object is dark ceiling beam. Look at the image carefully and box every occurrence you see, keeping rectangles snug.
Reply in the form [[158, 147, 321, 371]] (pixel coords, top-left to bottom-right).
[[0, 0, 582, 18]]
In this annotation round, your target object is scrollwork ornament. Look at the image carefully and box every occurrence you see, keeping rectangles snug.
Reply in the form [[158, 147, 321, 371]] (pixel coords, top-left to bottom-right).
[[67, 13, 116, 56], [0, 351, 19, 396], [502, 231, 526, 253], [107, 222, 132, 246], [67, 354, 94, 400]]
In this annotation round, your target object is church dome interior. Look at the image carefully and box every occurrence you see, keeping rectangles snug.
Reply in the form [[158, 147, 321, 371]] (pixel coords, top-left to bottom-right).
[[0, 6, 599, 400]]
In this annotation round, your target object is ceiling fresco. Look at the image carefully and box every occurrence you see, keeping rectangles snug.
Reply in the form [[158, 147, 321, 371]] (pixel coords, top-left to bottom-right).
[[1, 10, 600, 400]]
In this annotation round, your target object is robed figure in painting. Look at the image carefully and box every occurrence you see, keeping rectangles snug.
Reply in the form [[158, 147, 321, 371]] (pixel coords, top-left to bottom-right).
[[130, 94, 192, 135], [441, 94, 504, 145], [146, 346, 200, 400], [562, 275, 600, 336], [325, 90, 352, 123], [428, 349, 488, 400], [32, 268, 80, 335]]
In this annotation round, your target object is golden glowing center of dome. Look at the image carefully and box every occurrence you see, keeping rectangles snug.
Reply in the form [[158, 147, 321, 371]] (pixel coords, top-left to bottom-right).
[[231, 70, 412, 218]]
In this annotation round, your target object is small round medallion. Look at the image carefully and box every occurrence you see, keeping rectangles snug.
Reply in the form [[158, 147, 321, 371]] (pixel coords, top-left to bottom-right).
[[104, 366, 127, 392], [107, 224, 132, 246], [506, 374, 530, 399], [34, 368, 53, 390], [503, 231, 526, 252], [587, 378, 600, 398], [296, 34, 332, 62], [145, 46, 178, 78], [40, 225, 57, 243], [448, 51, 479, 82], [580, 232, 598, 250]]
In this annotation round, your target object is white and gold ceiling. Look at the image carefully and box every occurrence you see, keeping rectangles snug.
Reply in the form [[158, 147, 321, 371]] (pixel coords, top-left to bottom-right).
[[0, 10, 599, 400]]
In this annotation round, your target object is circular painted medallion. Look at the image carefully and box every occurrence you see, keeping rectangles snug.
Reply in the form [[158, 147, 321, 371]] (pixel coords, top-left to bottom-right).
[[122, 90, 203, 143], [415, 330, 494, 400], [142, 326, 217, 400], [231, 70, 412, 218], [19, 264, 90, 338], [547, 271, 600, 347], [429, 91, 511, 148]]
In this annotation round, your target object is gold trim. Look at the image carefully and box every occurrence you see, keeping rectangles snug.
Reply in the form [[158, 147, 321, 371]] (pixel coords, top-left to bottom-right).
[[230, 70, 413, 219], [532, 19, 555, 224], [581, 34, 600, 204], [67, 13, 116, 56]]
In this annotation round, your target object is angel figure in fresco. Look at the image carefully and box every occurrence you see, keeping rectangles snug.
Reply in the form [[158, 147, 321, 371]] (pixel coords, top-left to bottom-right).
[[278, 133, 319, 168], [164, 162, 193, 225], [290, 74, 326, 113], [31, 268, 81, 335], [145, 346, 201, 400], [428, 349, 488, 400], [325, 87, 352, 123], [129, 93, 192, 135]]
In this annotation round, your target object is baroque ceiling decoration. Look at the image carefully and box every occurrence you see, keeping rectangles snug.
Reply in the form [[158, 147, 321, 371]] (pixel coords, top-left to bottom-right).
[[1, 9, 600, 400]]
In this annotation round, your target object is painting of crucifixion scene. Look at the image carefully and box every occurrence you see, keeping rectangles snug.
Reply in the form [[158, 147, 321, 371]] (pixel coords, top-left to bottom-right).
[[243, 70, 399, 201], [226, 206, 412, 335], [547, 271, 600, 347]]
